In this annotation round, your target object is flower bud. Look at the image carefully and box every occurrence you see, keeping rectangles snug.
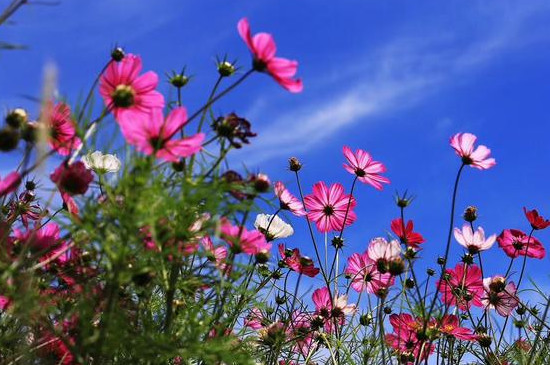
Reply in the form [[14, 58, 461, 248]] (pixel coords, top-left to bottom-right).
[[426, 268, 435, 276], [169, 73, 190, 88], [331, 236, 344, 249], [383, 306, 392, 314], [405, 278, 415, 289], [463, 206, 478, 222], [477, 334, 492, 348], [388, 258, 405, 276], [437, 256, 446, 265], [171, 160, 185, 172], [6, 108, 28, 129], [275, 295, 286, 305], [461, 253, 474, 265], [288, 157, 302, 172], [249, 173, 270, 193], [111, 47, 125, 62], [217, 60, 236, 77], [0, 127, 20, 152], [359, 314, 372, 326]]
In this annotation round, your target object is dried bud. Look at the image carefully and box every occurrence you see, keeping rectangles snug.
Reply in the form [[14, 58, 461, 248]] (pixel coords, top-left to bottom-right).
[[426, 268, 435, 276], [288, 157, 302, 172], [212, 113, 256, 149], [405, 278, 415, 289], [331, 236, 344, 249], [111, 47, 125, 62], [6, 108, 28, 129], [463, 206, 478, 222], [0, 127, 20, 152]]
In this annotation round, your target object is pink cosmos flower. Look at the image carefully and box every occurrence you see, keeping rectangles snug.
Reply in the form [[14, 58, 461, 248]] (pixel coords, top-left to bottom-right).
[[391, 218, 425, 249], [14, 223, 61, 252], [201, 236, 228, 271], [118, 107, 204, 163], [0, 295, 11, 310], [345, 251, 394, 295], [437, 263, 484, 310], [497, 229, 545, 259], [304, 181, 356, 233], [342, 146, 390, 190], [312, 287, 356, 333], [482, 275, 519, 317], [244, 308, 265, 330], [237, 18, 303, 93], [50, 161, 93, 196], [99, 54, 164, 120], [523, 207, 550, 230], [289, 311, 315, 357], [278, 243, 320, 277], [367, 237, 404, 275], [0, 171, 21, 197], [385, 313, 435, 364], [220, 220, 271, 256], [454, 224, 496, 254], [450, 132, 496, 169], [46, 102, 81, 156], [274, 181, 306, 216], [437, 315, 477, 341]]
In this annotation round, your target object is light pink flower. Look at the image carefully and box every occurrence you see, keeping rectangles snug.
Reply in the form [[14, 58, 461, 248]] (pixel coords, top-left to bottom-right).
[[99, 54, 164, 120], [220, 220, 271, 256], [304, 181, 356, 233], [118, 107, 204, 162], [367, 237, 402, 262], [0, 171, 21, 197], [482, 276, 519, 317], [497, 229, 545, 259], [454, 224, 496, 254], [237, 18, 303, 93], [345, 251, 394, 295], [46, 102, 81, 156], [450, 132, 496, 169], [274, 181, 306, 216], [343, 146, 390, 190], [244, 308, 265, 330]]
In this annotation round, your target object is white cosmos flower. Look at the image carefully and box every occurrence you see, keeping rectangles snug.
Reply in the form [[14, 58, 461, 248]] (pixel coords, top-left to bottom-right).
[[254, 214, 294, 240], [82, 151, 121, 173]]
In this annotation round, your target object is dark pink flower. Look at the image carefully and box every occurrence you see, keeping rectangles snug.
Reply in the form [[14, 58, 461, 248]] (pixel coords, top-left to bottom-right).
[[437, 315, 477, 341], [482, 276, 519, 317], [344, 251, 393, 295], [99, 54, 164, 120], [450, 132, 496, 169], [497, 229, 545, 259], [274, 181, 306, 216], [0, 171, 21, 197], [523, 207, 550, 230], [118, 107, 204, 163], [220, 220, 271, 256], [391, 218, 425, 249], [46, 102, 81, 156], [386, 313, 435, 363], [0, 295, 11, 310], [50, 161, 93, 196], [14, 223, 61, 252], [238, 18, 303, 93], [437, 263, 484, 310], [278, 243, 320, 277], [304, 181, 356, 233], [343, 146, 390, 190]]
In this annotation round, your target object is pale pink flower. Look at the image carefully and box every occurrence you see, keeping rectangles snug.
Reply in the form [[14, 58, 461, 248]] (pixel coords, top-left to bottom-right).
[[237, 18, 303, 93], [99, 54, 164, 120], [274, 181, 306, 216], [343, 146, 390, 190], [244, 308, 265, 330], [304, 181, 356, 233], [482, 276, 519, 317], [367, 237, 402, 262], [118, 107, 204, 162], [0, 171, 21, 197], [454, 224, 496, 254], [450, 132, 496, 169]]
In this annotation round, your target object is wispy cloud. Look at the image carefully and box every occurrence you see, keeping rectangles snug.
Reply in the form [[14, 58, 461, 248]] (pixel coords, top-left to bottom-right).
[[234, 1, 550, 166]]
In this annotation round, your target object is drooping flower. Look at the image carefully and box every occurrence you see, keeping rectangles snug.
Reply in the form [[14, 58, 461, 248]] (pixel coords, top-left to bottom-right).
[[211, 113, 256, 148], [254, 214, 294, 241], [454, 224, 496, 254], [345, 251, 393, 295], [237, 18, 303, 93], [437, 263, 484, 310], [45, 102, 81, 156], [0, 171, 21, 197], [391, 218, 425, 249], [482, 275, 519, 317], [50, 161, 93, 196], [304, 181, 356, 233], [82, 151, 121, 173], [523, 207, 550, 230], [449, 132, 496, 169], [278, 243, 320, 277], [118, 107, 204, 163], [497, 229, 545, 259], [220, 220, 271, 256], [312, 287, 356, 333], [274, 181, 306, 216], [99, 54, 164, 120], [342, 146, 390, 190]]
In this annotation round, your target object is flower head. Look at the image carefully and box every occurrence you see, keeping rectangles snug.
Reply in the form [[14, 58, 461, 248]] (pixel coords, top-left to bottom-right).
[[220, 220, 271, 256], [345, 251, 394, 295], [254, 214, 293, 241], [118, 107, 204, 162], [99, 54, 164, 120], [50, 162, 93, 196], [46, 102, 81, 156], [437, 263, 484, 310], [278, 244, 320, 277], [274, 181, 306, 216], [82, 151, 121, 173], [304, 181, 356, 233], [237, 18, 303, 93], [312, 287, 356, 332], [497, 229, 545, 259], [343, 146, 390, 190], [454, 224, 496, 254], [523, 207, 550, 230], [450, 132, 496, 169], [482, 275, 519, 317], [0, 171, 21, 197], [391, 218, 425, 249], [437, 315, 477, 341]]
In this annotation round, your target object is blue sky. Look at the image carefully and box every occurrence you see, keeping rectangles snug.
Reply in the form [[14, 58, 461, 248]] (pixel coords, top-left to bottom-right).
[[2, 1, 550, 300]]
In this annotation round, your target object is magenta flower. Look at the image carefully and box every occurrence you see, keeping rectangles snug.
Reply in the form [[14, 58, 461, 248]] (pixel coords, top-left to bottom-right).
[[278, 243, 320, 278], [304, 181, 356, 233], [497, 229, 545, 259], [118, 107, 204, 163], [0, 295, 11, 311], [312, 287, 356, 333], [391, 218, 425, 249], [342, 146, 390, 190], [344, 251, 393, 295], [50, 162, 93, 196], [454, 223, 496, 254], [220, 220, 271, 256], [523, 207, 550, 230], [274, 181, 306, 216], [14, 223, 61, 252], [99, 54, 164, 120], [0, 171, 21, 197], [46, 102, 81, 156], [437, 263, 484, 310], [437, 315, 477, 341], [201, 236, 228, 271], [482, 275, 519, 317], [450, 132, 496, 169], [237, 18, 303, 93]]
